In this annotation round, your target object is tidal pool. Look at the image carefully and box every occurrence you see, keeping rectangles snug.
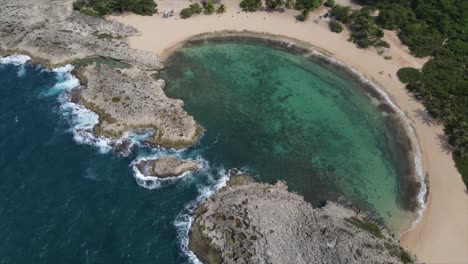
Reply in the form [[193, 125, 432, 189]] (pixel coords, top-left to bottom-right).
[[161, 37, 420, 232]]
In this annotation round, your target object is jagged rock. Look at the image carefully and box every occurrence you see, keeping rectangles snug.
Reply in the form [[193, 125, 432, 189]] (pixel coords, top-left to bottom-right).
[[136, 157, 199, 178], [79, 65, 201, 147], [189, 175, 414, 264], [0, 0, 201, 149]]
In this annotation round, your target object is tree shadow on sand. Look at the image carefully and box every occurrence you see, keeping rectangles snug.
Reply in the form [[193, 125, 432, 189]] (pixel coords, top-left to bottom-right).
[[413, 108, 438, 127], [436, 133, 454, 154]]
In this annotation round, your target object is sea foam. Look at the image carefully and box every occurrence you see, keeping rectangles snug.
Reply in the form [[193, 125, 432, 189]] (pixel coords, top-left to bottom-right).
[[0, 55, 31, 65], [174, 164, 232, 264], [131, 153, 207, 190]]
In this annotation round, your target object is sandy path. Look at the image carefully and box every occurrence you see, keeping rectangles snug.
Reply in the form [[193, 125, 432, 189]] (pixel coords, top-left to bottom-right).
[[111, 1, 468, 263]]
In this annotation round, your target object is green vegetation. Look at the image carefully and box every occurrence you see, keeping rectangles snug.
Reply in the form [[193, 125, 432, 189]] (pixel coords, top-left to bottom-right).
[[329, 5, 352, 23], [296, 8, 310, 21], [295, 0, 323, 10], [91, 31, 114, 40], [203, 0, 215, 15], [345, 217, 383, 238], [396, 67, 422, 84], [371, 0, 468, 188], [111, 97, 121, 103], [329, 20, 343, 33], [240, 0, 262, 11], [72, 57, 130, 70], [324, 0, 335, 8], [180, 3, 203, 19], [73, 0, 157, 17], [330, 5, 385, 48], [265, 0, 285, 9], [328, 0, 468, 188], [216, 4, 227, 14], [454, 155, 468, 189], [400, 249, 414, 264]]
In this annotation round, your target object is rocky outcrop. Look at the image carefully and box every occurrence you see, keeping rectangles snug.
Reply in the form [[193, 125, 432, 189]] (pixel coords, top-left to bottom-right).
[[0, 0, 201, 148], [136, 157, 199, 178], [189, 175, 414, 264], [79, 65, 201, 147]]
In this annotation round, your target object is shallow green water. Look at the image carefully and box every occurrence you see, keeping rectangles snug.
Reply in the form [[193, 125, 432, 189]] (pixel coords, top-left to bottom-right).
[[162, 40, 417, 231]]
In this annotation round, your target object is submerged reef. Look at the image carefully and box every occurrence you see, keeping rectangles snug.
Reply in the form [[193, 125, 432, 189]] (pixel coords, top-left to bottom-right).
[[189, 174, 414, 264], [0, 0, 201, 149]]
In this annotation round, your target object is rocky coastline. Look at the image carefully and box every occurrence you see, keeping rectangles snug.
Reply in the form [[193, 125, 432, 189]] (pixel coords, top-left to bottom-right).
[[1, 2, 416, 263], [189, 174, 414, 264], [0, 0, 201, 149]]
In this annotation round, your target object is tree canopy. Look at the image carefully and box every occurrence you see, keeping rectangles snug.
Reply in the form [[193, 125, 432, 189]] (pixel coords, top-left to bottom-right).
[[73, 0, 157, 16]]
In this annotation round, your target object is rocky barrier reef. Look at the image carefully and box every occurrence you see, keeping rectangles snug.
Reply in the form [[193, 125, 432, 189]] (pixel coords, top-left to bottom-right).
[[189, 174, 414, 264]]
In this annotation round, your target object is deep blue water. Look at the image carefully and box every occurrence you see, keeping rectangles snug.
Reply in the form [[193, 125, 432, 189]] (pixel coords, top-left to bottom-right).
[[0, 57, 220, 264]]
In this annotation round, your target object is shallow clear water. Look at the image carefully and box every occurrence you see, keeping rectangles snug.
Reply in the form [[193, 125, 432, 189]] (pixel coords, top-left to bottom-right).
[[0, 39, 417, 263], [161, 40, 417, 232]]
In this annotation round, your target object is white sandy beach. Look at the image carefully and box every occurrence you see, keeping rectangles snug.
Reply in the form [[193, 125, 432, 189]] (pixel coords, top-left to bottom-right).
[[111, 1, 468, 262]]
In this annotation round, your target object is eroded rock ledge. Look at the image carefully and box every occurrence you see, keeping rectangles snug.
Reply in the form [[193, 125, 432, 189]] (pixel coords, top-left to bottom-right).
[[136, 157, 199, 178], [0, 0, 201, 149], [189, 175, 414, 264]]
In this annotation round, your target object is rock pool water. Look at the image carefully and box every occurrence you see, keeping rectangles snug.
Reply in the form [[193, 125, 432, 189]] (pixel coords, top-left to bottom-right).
[[161, 39, 419, 232]]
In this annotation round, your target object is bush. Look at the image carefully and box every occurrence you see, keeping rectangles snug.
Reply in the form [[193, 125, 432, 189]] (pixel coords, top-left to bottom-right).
[[295, 0, 323, 10], [324, 0, 335, 8], [285, 0, 295, 9], [74, 0, 157, 17], [216, 4, 227, 14], [296, 9, 310, 21], [203, 0, 215, 15], [375, 40, 390, 48], [180, 3, 202, 19], [330, 5, 352, 23], [265, 0, 285, 9], [329, 20, 343, 33], [190, 3, 203, 14], [396, 67, 422, 84], [240, 0, 262, 11], [454, 154, 468, 190], [180, 8, 194, 18]]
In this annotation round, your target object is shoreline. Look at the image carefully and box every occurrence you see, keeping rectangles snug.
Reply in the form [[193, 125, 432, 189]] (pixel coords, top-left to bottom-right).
[[167, 31, 426, 227], [111, 1, 468, 262]]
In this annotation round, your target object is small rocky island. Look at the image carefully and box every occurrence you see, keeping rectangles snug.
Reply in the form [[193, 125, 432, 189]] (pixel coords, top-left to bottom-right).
[[189, 174, 413, 264], [136, 157, 199, 178]]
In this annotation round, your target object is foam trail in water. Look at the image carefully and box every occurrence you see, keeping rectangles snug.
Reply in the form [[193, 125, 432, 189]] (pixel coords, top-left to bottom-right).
[[41, 64, 80, 96], [174, 164, 232, 264], [17, 64, 26, 77], [309, 49, 426, 234]]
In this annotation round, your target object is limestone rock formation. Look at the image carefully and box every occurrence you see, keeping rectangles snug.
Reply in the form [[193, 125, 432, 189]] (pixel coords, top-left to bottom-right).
[[79, 65, 201, 147], [0, 0, 201, 149], [136, 157, 199, 178], [189, 175, 414, 264]]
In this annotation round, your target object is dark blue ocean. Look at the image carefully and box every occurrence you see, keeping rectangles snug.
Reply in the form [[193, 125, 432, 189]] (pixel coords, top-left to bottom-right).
[[0, 55, 222, 264]]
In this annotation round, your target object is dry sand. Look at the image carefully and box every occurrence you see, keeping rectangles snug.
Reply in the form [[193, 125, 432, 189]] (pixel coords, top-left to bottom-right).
[[111, 1, 468, 263]]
